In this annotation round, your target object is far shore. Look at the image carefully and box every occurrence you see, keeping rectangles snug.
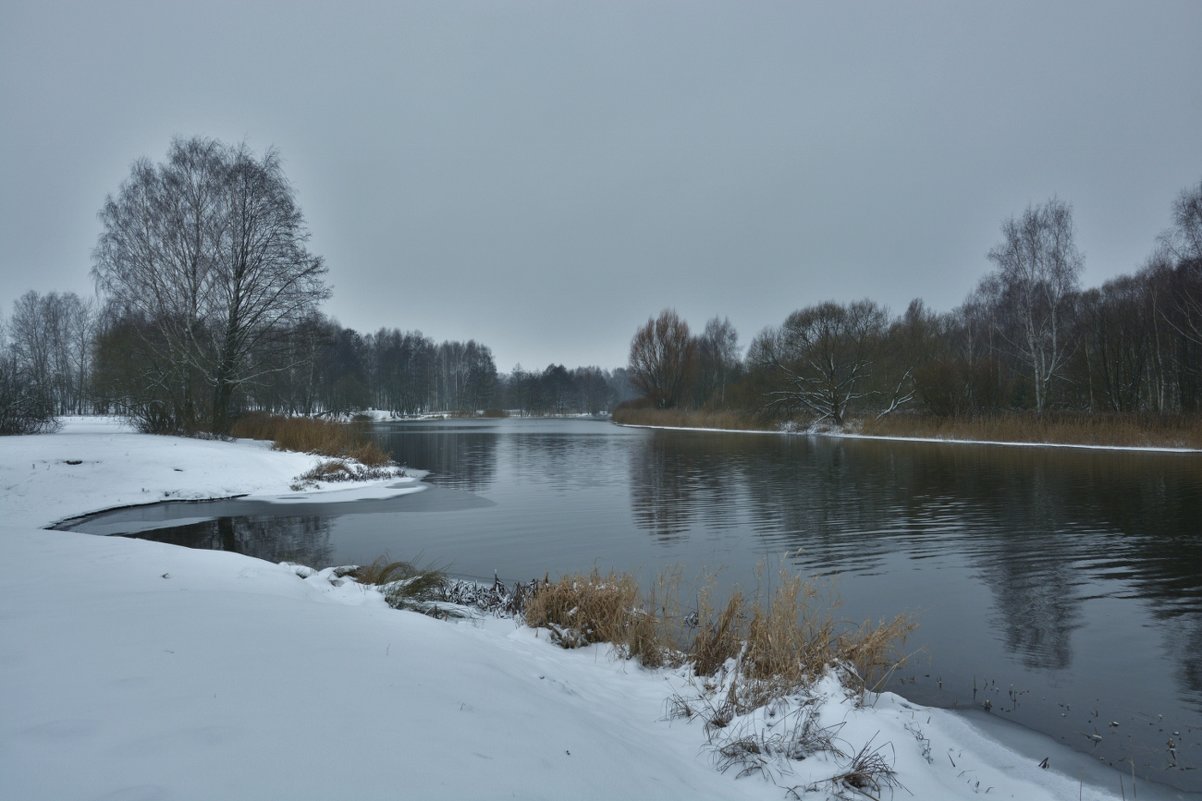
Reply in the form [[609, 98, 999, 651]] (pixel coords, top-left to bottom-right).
[[612, 420, 1202, 454]]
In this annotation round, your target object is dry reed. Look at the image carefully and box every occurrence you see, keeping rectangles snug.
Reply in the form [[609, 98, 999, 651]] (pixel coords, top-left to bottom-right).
[[230, 413, 393, 465], [522, 570, 671, 667], [859, 411, 1202, 449], [612, 407, 769, 431], [523, 568, 913, 697]]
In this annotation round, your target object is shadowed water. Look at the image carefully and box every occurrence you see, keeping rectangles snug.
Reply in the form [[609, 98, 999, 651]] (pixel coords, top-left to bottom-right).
[[62, 417, 1202, 792]]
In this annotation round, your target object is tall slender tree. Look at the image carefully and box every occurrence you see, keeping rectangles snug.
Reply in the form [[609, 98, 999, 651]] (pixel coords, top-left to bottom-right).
[[985, 197, 1083, 412]]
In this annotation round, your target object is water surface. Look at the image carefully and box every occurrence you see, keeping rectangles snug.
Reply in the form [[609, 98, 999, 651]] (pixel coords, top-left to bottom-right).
[[63, 418, 1202, 791]]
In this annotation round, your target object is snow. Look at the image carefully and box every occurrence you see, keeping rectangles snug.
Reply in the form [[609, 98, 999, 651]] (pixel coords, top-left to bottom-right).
[[0, 416, 425, 529], [0, 418, 1182, 800]]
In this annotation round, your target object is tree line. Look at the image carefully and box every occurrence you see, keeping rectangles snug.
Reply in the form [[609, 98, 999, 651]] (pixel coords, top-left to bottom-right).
[[0, 136, 634, 435], [2, 135, 1197, 435], [1, 293, 636, 433], [625, 184, 1202, 425]]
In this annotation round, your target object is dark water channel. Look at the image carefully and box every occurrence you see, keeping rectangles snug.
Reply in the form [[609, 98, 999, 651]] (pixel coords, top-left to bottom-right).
[[61, 418, 1202, 792]]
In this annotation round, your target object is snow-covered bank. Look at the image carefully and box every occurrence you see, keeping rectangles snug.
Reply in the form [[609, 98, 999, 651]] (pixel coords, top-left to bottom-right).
[[0, 527, 1158, 801], [0, 418, 1184, 799], [616, 422, 1202, 453], [0, 416, 425, 529]]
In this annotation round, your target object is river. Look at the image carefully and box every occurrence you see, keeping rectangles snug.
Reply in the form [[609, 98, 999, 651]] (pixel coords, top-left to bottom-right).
[[62, 417, 1202, 792]]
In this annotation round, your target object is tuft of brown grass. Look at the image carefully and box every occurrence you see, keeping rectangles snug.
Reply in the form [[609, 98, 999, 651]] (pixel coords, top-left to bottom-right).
[[231, 413, 393, 465], [690, 589, 746, 677], [523, 570, 671, 667], [522, 567, 913, 698], [831, 735, 903, 798], [350, 556, 447, 609], [841, 614, 917, 694], [744, 575, 833, 685]]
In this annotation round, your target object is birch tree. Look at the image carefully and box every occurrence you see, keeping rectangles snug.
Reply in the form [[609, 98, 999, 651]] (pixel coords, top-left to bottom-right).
[[986, 198, 1083, 413]]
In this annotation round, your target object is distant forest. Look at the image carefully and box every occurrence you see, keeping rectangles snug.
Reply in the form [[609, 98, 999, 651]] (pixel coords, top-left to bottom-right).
[[0, 298, 638, 432], [0, 136, 1198, 437], [622, 186, 1202, 430]]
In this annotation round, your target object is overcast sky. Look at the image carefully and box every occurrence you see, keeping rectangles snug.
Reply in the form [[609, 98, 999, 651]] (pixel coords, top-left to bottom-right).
[[2, 1, 1200, 371]]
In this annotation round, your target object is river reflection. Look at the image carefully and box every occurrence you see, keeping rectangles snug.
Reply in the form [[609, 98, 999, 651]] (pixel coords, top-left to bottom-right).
[[143, 515, 335, 566], [64, 419, 1202, 791]]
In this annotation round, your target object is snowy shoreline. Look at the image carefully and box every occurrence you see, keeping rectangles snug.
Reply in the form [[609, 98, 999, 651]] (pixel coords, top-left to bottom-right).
[[0, 419, 1184, 800], [1, 416, 426, 530], [615, 421, 1202, 454]]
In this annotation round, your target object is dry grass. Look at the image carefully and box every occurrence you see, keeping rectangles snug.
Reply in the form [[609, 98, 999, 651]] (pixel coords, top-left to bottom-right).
[[612, 407, 770, 431], [523, 568, 913, 698], [231, 413, 393, 465], [691, 589, 746, 676], [350, 556, 447, 610], [523, 570, 671, 667], [830, 735, 903, 799], [522, 568, 913, 789], [744, 576, 833, 685], [859, 411, 1202, 449]]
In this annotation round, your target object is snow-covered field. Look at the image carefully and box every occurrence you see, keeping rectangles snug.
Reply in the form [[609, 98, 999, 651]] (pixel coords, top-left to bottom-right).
[[0, 419, 1175, 800]]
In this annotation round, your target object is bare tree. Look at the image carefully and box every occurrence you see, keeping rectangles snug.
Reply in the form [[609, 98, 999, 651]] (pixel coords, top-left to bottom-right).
[[92, 137, 329, 432], [986, 197, 1083, 413], [628, 309, 695, 409], [1156, 179, 1202, 346], [0, 312, 57, 434], [6, 291, 95, 415], [696, 316, 740, 406], [751, 299, 888, 426]]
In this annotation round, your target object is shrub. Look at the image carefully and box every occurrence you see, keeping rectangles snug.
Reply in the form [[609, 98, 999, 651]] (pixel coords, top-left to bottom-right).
[[0, 357, 57, 435]]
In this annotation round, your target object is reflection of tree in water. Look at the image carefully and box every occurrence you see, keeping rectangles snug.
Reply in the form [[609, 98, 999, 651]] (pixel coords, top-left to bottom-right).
[[965, 456, 1082, 671], [374, 425, 498, 491], [507, 433, 615, 493], [733, 439, 1199, 673], [850, 443, 1199, 674], [740, 440, 897, 576], [129, 515, 334, 567], [627, 431, 771, 543], [979, 549, 1080, 670], [623, 429, 1202, 681], [628, 435, 694, 542]]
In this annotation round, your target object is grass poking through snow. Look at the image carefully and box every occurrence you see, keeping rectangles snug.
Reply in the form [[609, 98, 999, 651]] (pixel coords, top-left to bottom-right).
[[522, 568, 913, 697], [346, 557, 915, 794], [348, 556, 448, 613]]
